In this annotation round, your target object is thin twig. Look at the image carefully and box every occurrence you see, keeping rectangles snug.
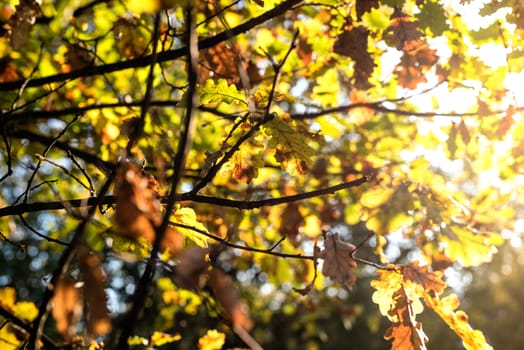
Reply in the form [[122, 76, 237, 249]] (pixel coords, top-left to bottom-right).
[[350, 231, 396, 271], [28, 167, 116, 350], [18, 214, 69, 246], [21, 116, 79, 204], [172, 222, 315, 260], [35, 154, 93, 193]]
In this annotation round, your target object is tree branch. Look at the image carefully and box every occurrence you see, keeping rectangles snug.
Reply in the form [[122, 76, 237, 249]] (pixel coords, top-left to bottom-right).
[[0, 0, 303, 92], [0, 177, 368, 217], [117, 8, 198, 348]]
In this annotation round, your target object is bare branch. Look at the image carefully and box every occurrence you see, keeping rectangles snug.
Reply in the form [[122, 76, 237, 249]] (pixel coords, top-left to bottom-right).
[[0, 177, 368, 217]]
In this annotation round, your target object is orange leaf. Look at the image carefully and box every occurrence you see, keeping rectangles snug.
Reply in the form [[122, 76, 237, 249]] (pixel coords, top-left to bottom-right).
[[385, 288, 428, 350], [401, 261, 447, 296], [114, 162, 184, 255], [51, 278, 82, 341]]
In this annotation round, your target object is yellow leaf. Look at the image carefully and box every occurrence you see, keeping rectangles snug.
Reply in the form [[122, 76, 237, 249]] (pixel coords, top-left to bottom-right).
[[424, 293, 493, 350], [0, 287, 16, 311], [14, 301, 38, 322], [124, 0, 159, 14], [151, 331, 182, 346], [172, 206, 209, 247], [361, 187, 396, 209], [198, 329, 226, 350]]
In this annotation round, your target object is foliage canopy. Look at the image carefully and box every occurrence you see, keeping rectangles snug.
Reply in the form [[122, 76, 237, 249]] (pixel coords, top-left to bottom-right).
[[1, 0, 524, 349]]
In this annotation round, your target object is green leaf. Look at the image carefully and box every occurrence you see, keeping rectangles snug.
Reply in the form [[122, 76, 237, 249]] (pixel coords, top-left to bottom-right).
[[200, 79, 248, 106], [416, 0, 449, 36], [264, 116, 317, 176]]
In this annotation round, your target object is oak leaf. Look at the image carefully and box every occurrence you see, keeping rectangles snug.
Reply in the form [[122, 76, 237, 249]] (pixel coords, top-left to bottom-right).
[[356, 0, 379, 20], [278, 203, 304, 246], [319, 233, 357, 287], [334, 25, 375, 89], [113, 17, 150, 59], [401, 261, 447, 296], [384, 8, 423, 50], [265, 116, 317, 176], [424, 293, 493, 350], [384, 288, 428, 350], [198, 329, 226, 350]]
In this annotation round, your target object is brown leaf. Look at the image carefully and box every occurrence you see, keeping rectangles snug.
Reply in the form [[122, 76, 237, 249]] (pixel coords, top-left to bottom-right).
[[231, 152, 258, 183], [320, 233, 357, 287], [78, 246, 112, 337], [334, 25, 375, 88], [458, 120, 471, 145], [208, 268, 254, 331], [385, 288, 429, 350], [113, 17, 150, 59], [0, 56, 19, 83], [6, 0, 41, 50], [296, 36, 313, 65], [199, 41, 257, 87], [497, 106, 515, 137], [172, 246, 210, 290], [115, 162, 161, 241], [51, 277, 82, 341], [394, 44, 438, 89], [384, 8, 423, 50], [401, 261, 447, 296], [64, 43, 94, 72], [278, 203, 304, 246], [115, 162, 185, 255]]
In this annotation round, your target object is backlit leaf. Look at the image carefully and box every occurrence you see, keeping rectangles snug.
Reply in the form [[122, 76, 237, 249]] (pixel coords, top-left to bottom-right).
[[265, 115, 317, 176]]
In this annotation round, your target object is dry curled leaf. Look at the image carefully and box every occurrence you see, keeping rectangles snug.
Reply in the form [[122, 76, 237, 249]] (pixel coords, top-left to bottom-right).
[[320, 233, 357, 287], [51, 277, 82, 341], [78, 246, 112, 337]]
